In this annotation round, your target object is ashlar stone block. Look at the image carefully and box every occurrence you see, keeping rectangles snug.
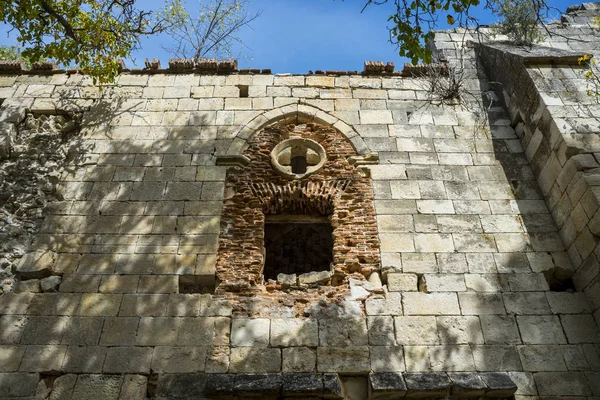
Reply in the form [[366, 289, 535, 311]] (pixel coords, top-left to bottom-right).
[[270, 318, 318, 347], [231, 318, 270, 347], [517, 315, 567, 344]]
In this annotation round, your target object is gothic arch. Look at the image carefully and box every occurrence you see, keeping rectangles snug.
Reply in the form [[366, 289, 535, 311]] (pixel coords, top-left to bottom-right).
[[224, 103, 369, 156]]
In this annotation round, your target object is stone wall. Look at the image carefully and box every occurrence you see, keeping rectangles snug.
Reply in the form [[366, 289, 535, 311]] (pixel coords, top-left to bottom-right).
[[1, 4, 600, 398]]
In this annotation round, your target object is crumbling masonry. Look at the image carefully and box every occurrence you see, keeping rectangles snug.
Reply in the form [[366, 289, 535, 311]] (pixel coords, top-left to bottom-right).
[[1, 3, 600, 399]]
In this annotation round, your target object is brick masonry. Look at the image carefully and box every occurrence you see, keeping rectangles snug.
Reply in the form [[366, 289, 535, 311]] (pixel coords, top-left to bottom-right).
[[216, 122, 380, 299], [1, 4, 600, 399]]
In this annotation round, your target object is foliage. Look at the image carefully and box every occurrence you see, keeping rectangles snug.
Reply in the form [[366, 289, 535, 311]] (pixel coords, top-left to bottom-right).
[[576, 17, 600, 99], [490, 0, 544, 45], [424, 63, 464, 102], [0, 0, 184, 84], [164, 0, 260, 62], [363, 0, 549, 64], [0, 45, 31, 68], [578, 54, 600, 100]]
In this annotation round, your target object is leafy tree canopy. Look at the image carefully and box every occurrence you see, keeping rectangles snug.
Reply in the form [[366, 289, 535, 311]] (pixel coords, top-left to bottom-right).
[[0, 0, 185, 83], [0, 45, 31, 68], [363, 0, 550, 64]]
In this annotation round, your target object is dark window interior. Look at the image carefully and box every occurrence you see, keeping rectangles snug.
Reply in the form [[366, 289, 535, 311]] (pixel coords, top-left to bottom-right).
[[263, 215, 333, 281]]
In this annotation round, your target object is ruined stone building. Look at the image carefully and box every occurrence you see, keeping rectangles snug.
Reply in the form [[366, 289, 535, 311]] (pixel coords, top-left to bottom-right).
[[1, 3, 600, 399]]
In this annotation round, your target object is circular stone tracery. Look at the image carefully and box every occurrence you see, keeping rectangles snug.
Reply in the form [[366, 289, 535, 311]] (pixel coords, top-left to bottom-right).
[[270, 138, 327, 179]]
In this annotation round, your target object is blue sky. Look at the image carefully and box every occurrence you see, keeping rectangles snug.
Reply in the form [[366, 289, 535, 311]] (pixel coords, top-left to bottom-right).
[[0, 0, 576, 73]]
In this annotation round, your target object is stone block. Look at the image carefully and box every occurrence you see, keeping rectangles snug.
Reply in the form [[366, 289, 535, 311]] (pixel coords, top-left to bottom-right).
[[40, 276, 61, 292], [0, 345, 25, 372], [517, 315, 566, 344], [395, 316, 438, 345], [119, 375, 148, 400], [71, 374, 124, 400], [17, 251, 54, 279], [78, 294, 121, 316], [369, 372, 407, 399], [136, 317, 180, 346], [480, 315, 521, 345], [177, 317, 218, 346], [367, 316, 396, 345], [429, 345, 476, 371], [234, 374, 282, 397], [229, 347, 281, 373], [517, 345, 566, 371], [319, 317, 368, 346], [151, 346, 207, 373], [503, 292, 551, 314], [49, 374, 77, 400], [156, 373, 211, 398], [61, 346, 107, 373], [458, 292, 505, 315], [479, 372, 518, 397], [436, 316, 484, 344], [561, 314, 600, 343], [282, 373, 323, 397], [231, 318, 270, 347], [103, 347, 152, 374], [365, 293, 403, 316], [19, 345, 66, 372], [472, 345, 522, 371], [403, 292, 460, 315], [282, 347, 316, 372], [404, 372, 451, 397], [60, 275, 102, 293], [387, 273, 418, 291], [61, 317, 104, 346], [370, 346, 405, 372], [119, 294, 168, 316], [0, 373, 39, 397], [271, 318, 318, 347], [423, 274, 466, 291], [317, 347, 370, 373], [447, 373, 486, 397], [22, 316, 68, 344]]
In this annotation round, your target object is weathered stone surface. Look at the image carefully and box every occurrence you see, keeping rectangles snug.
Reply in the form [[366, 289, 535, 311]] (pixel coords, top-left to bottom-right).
[[369, 372, 407, 399], [322, 373, 344, 399], [270, 318, 317, 347], [103, 347, 152, 374], [119, 375, 147, 400], [40, 275, 61, 292], [282, 373, 323, 397], [317, 347, 370, 373], [151, 346, 207, 373], [234, 374, 282, 398], [49, 373, 78, 400], [156, 373, 211, 398], [404, 372, 451, 397], [71, 374, 123, 400], [282, 347, 317, 372], [229, 347, 281, 373], [16, 251, 54, 279], [479, 372, 518, 397], [231, 318, 270, 347], [319, 317, 368, 346], [447, 373, 486, 397], [0, 372, 38, 397]]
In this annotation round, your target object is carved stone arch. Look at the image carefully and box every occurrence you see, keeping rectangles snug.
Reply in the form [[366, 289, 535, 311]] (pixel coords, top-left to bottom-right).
[[224, 104, 369, 156]]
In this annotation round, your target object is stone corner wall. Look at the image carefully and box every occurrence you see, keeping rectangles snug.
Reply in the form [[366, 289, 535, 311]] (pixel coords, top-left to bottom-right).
[[431, 3, 600, 327]]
